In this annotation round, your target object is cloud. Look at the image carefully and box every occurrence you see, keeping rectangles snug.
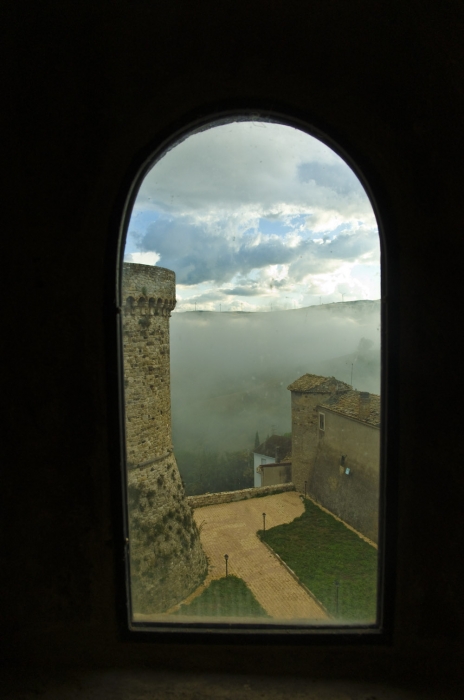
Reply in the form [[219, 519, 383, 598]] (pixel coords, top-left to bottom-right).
[[124, 250, 160, 265], [138, 216, 297, 284], [126, 121, 380, 307], [312, 228, 379, 262], [134, 121, 373, 224], [138, 215, 378, 288], [182, 290, 225, 304], [297, 161, 365, 195], [222, 285, 265, 296]]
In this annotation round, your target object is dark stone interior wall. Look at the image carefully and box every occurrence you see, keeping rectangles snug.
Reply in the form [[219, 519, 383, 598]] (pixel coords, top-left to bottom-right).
[[3, 0, 464, 693]]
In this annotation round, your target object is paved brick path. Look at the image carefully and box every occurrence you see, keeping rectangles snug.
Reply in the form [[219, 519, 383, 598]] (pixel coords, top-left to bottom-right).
[[183, 491, 328, 621]]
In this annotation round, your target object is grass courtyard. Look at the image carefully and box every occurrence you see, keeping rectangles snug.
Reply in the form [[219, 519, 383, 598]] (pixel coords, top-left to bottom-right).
[[174, 575, 269, 618], [260, 499, 378, 622]]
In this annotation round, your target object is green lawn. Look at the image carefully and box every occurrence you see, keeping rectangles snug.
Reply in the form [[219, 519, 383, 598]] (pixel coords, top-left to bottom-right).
[[260, 499, 378, 622], [174, 575, 269, 618]]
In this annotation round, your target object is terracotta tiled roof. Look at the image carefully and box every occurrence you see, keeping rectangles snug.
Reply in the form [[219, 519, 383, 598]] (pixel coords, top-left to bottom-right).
[[287, 373, 351, 394], [320, 390, 381, 427]]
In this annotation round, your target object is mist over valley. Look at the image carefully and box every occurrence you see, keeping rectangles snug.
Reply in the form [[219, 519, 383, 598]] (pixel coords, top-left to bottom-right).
[[171, 300, 380, 467]]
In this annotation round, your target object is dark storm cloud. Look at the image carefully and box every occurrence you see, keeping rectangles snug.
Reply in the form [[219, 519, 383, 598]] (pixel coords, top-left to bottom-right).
[[139, 217, 298, 284], [316, 229, 378, 260], [139, 217, 230, 284], [139, 216, 379, 286], [222, 286, 265, 296]]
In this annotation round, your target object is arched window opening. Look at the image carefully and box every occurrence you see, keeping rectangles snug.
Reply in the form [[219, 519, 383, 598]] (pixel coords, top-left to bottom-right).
[[119, 116, 383, 633]]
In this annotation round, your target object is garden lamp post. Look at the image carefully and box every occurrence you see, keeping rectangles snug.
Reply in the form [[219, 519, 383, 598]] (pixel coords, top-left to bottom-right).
[[224, 554, 229, 577], [262, 512, 266, 533]]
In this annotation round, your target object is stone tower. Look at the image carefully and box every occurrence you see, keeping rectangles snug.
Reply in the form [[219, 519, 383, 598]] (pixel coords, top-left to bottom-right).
[[122, 263, 207, 614], [287, 374, 351, 494]]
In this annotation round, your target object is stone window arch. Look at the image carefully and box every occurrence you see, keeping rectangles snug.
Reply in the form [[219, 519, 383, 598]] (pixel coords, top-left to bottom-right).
[[125, 296, 135, 315], [117, 110, 387, 638]]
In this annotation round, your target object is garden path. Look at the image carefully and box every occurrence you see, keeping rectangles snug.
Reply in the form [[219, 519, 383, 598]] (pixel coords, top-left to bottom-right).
[[179, 491, 328, 620]]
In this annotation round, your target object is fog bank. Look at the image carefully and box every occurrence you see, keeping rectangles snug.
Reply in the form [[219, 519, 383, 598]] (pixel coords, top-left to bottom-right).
[[170, 300, 380, 453]]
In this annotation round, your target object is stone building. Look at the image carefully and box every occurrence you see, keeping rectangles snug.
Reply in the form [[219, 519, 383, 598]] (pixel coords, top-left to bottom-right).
[[288, 374, 380, 542], [122, 263, 207, 614], [253, 434, 292, 487], [287, 374, 352, 494], [257, 459, 292, 487]]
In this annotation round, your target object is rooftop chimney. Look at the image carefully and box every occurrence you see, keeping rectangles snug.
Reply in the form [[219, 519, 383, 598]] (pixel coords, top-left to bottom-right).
[[359, 392, 370, 421]]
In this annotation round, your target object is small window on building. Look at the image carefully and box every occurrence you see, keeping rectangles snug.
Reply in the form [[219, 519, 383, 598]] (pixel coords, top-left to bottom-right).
[[118, 113, 383, 636]]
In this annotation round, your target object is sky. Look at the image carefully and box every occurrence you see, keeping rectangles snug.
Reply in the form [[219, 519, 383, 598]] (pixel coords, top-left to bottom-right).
[[124, 121, 380, 312]]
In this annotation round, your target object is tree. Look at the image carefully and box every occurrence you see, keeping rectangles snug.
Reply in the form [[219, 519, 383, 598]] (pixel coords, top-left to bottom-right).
[[254, 431, 260, 450]]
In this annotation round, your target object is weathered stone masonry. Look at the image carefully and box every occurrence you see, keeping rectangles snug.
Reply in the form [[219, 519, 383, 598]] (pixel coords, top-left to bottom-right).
[[122, 263, 207, 614], [288, 374, 380, 543], [288, 375, 352, 495]]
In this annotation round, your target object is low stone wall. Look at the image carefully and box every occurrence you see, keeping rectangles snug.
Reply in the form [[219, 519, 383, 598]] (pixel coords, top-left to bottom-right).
[[187, 483, 295, 509]]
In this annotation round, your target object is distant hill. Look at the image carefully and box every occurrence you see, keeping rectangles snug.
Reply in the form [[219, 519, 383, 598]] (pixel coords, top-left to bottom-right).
[[170, 301, 381, 452]]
